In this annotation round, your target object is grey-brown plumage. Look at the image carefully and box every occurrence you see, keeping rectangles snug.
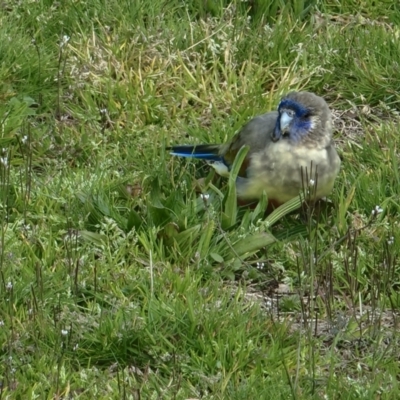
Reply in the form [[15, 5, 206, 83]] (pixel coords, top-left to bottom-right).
[[170, 91, 341, 206]]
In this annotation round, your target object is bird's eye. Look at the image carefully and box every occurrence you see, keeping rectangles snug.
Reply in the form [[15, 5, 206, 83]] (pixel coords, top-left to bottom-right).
[[286, 109, 295, 118]]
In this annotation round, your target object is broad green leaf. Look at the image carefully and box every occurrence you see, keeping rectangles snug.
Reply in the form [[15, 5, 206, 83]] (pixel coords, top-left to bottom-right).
[[232, 231, 276, 257], [264, 192, 305, 227], [175, 224, 202, 249], [80, 230, 108, 245], [127, 209, 143, 231], [250, 191, 268, 224], [210, 252, 224, 263], [197, 219, 216, 259], [222, 145, 249, 229]]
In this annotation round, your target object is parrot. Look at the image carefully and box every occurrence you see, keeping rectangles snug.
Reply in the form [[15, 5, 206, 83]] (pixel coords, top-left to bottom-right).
[[169, 91, 341, 208]]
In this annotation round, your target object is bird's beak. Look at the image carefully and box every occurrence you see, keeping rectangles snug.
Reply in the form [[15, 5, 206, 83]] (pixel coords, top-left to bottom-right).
[[272, 111, 293, 142], [280, 111, 293, 133]]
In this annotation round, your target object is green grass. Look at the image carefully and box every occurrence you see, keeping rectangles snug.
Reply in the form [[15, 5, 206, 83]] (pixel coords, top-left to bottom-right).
[[1, 0, 400, 398]]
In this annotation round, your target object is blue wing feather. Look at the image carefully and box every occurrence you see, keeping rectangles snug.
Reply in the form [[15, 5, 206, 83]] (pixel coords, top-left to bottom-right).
[[168, 145, 223, 162]]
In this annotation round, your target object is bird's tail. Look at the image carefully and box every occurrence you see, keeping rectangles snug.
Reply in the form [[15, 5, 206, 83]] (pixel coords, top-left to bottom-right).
[[168, 144, 221, 161]]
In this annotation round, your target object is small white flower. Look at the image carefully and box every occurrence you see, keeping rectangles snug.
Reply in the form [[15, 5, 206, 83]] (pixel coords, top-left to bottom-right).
[[388, 236, 395, 245], [371, 205, 383, 216], [61, 329, 69, 336], [21, 135, 28, 144], [73, 343, 79, 351], [60, 35, 70, 47], [0, 320, 4, 326], [200, 193, 210, 203], [256, 262, 265, 269], [0, 157, 8, 167], [100, 108, 108, 114], [6, 281, 13, 290], [309, 179, 315, 187]]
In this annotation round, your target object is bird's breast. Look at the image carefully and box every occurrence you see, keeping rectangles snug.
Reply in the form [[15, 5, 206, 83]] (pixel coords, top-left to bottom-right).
[[237, 141, 340, 202]]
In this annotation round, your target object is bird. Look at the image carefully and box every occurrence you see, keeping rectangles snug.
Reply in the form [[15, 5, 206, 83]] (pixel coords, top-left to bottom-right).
[[169, 91, 341, 208]]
